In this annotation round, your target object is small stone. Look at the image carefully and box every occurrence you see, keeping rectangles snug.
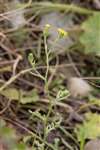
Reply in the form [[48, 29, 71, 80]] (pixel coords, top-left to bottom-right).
[[8, 0, 26, 29], [67, 77, 91, 97], [84, 139, 100, 150]]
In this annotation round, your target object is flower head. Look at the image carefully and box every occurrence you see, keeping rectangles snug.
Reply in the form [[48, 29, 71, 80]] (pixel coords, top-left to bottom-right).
[[58, 28, 68, 38]]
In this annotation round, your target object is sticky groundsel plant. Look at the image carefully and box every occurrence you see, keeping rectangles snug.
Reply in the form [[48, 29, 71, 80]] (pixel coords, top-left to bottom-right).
[[28, 24, 68, 93], [75, 112, 100, 150]]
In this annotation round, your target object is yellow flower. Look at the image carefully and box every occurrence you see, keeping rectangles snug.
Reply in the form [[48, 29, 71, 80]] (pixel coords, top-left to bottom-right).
[[45, 24, 51, 28], [58, 28, 68, 38]]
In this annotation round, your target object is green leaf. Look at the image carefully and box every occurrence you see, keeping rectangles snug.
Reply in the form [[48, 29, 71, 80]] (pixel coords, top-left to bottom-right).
[[20, 89, 39, 104], [80, 13, 100, 55], [0, 88, 20, 100], [75, 113, 100, 141], [28, 53, 35, 68], [14, 143, 27, 150], [0, 126, 14, 138], [56, 89, 69, 100], [0, 88, 39, 104]]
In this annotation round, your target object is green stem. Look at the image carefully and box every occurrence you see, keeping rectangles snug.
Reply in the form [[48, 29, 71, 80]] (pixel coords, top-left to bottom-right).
[[31, 2, 97, 15], [44, 35, 49, 92], [80, 138, 85, 150], [45, 101, 53, 124], [43, 98, 54, 150]]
